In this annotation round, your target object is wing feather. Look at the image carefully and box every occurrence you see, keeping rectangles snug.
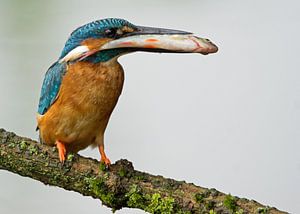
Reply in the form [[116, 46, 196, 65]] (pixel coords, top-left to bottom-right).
[[37, 62, 67, 115]]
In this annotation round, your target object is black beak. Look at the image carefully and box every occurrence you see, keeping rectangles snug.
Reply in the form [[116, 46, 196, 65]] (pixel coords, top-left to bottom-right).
[[100, 25, 218, 55], [130, 25, 192, 36]]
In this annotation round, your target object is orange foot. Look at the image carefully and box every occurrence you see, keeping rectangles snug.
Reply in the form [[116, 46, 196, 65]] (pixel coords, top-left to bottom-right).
[[98, 145, 111, 166], [56, 140, 66, 163]]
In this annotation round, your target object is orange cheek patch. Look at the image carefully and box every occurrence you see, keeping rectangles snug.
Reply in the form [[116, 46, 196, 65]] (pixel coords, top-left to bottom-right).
[[81, 38, 113, 51]]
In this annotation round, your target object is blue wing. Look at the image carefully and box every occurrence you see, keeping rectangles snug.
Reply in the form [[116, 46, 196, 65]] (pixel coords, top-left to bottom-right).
[[38, 61, 67, 115]]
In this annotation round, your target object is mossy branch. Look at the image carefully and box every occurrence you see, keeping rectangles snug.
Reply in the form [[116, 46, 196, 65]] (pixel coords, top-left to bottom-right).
[[0, 128, 287, 214]]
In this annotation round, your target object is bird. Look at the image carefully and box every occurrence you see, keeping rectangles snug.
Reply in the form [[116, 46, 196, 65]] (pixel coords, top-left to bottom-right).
[[36, 18, 218, 165]]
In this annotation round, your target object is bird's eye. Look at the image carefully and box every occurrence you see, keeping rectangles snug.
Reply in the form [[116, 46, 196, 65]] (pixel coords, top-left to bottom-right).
[[104, 28, 123, 39], [104, 28, 122, 38]]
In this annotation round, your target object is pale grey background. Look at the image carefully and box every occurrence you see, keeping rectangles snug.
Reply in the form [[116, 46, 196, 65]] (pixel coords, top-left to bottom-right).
[[0, 0, 299, 213]]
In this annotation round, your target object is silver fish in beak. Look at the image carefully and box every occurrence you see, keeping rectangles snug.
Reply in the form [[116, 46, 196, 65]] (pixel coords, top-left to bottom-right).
[[101, 26, 218, 55]]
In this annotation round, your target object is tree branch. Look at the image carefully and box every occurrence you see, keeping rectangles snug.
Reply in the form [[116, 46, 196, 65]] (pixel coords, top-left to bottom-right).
[[0, 128, 286, 214]]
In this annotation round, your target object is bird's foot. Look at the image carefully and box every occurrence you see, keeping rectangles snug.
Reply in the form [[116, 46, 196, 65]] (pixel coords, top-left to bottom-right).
[[55, 140, 66, 163], [99, 145, 111, 166], [100, 156, 111, 166]]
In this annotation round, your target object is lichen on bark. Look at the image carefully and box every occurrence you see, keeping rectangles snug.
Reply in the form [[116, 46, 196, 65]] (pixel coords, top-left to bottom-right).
[[0, 128, 287, 214]]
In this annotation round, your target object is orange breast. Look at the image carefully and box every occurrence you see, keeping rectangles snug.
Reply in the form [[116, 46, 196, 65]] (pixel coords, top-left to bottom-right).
[[37, 60, 124, 152]]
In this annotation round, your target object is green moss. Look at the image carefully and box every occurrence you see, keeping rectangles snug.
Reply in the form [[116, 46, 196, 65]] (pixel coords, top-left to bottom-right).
[[118, 167, 126, 177], [101, 192, 116, 207], [257, 206, 270, 214], [84, 176, 122, 210], [19, 141, 28, 150], [127, 191, 144, 207], [99, 162, 107, 171], [28, 144, 38, 155], [134, 173, 146, 181], [236, 209, 244, 214], [224, 194, 237, 213], [125, 187, 176, 214], [146, 193, 175, 214], [8, 143, 15, 148], [126, 184, 145, 208], [85, 176, 106, 196], [39, 151, 47, 159], [67, 153, 75, 162], [195, 192, 205, 203], [195, 190, 217, 212], [209, 210, 217, 214], [50, 174, 59, 183], [195, 189, 213, 204], [176, 211, 192, 214]]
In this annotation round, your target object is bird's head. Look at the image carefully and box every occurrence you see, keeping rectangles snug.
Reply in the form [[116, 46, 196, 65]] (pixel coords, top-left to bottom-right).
[[59, 18, 218, 63]]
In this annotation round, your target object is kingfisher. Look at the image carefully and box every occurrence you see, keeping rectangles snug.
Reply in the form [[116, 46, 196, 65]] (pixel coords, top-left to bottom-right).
[[36, 18, 218, 165]]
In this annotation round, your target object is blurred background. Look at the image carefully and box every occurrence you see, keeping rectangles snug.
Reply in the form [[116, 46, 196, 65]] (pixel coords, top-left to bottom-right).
[[0, 0, 299, 213]]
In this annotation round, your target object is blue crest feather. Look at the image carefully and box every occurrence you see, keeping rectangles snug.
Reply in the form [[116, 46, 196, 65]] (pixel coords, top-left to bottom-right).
[[60, 18, 135, 60]]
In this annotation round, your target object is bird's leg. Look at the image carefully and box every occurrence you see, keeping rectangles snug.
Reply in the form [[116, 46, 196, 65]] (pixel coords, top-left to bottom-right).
[[55, 140, 66, 163], [98, 144, 111, 166]]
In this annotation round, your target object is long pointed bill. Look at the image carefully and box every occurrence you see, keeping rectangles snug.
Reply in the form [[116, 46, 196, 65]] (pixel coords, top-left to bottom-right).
[[100, 26, 218, 55]]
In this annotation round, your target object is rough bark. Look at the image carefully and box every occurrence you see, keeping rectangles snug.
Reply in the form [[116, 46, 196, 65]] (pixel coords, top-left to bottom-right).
[[0, 128, 287, 214]]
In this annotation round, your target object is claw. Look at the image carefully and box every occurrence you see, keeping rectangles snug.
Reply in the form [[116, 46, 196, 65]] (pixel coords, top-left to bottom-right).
[[101, 156, 111, 166]]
